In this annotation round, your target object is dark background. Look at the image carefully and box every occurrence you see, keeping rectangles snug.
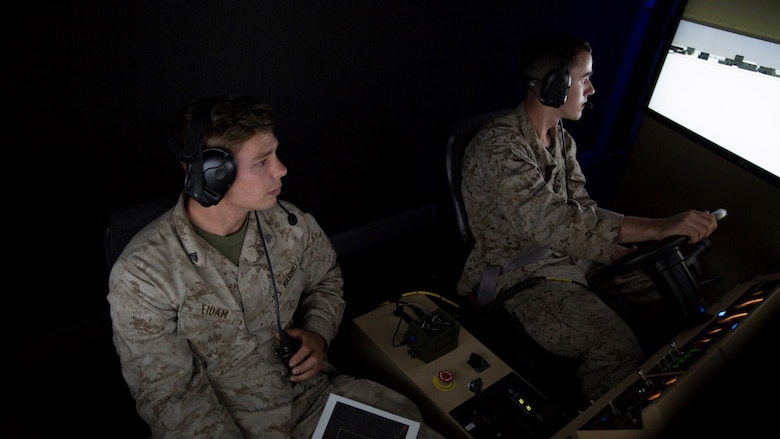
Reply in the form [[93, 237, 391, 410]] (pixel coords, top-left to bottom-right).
[[11, 0, 655, 335], [6, 1, 779, 437]]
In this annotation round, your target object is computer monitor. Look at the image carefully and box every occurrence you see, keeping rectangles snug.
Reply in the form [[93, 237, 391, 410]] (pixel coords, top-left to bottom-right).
[[644, 0, 780, 188]]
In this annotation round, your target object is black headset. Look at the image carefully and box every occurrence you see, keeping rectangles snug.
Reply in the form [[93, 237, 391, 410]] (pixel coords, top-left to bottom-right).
[[528, 64, 571, 108], [178, 98, 237, 207]]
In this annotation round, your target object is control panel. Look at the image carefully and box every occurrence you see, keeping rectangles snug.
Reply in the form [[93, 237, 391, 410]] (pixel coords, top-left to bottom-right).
[[552, 272, 780, 439], [449, 370, 571, 438], [352, 293, 572, 438]]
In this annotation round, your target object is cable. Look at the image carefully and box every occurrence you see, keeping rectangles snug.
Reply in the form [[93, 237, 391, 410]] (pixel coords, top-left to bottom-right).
[[254, 211, 295, 347], [390, 301, 428, 347], [380, 292, 459, 348], [527, 85, 543, 103], [376, 291, 458, 309], [399, 290, 460, 308], [391, 305, 410, 348], [559, 119, 570, 198], [391, 314, 406, 347]]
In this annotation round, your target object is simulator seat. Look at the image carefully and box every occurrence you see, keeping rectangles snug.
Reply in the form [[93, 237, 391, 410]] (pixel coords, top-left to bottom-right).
[[103, 196, 178, 270]]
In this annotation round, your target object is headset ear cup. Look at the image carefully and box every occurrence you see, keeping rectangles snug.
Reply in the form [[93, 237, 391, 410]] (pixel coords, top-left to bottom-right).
[[200, 148, 237, 205], [540, 65, 571, 108]]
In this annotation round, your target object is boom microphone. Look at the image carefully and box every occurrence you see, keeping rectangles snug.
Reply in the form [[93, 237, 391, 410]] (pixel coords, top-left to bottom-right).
[[585, 101, 593, 110], [278, 201, 298, 226]]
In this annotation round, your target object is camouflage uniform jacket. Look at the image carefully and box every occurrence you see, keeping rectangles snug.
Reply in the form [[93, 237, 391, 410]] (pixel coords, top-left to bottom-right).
[[456, 104, 624, 297], [108, 194, 345, 438]]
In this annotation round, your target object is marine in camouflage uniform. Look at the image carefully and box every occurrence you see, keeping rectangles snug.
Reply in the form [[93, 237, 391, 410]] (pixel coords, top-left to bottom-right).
[[108, 96, 444, 439], [456, 33, 717, 403], [456, 104, 651, 402]]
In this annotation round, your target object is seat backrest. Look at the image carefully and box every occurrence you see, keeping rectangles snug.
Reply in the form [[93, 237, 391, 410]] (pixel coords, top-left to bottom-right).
[[103, 196, 178, 271], [445, 108, 513, 251]]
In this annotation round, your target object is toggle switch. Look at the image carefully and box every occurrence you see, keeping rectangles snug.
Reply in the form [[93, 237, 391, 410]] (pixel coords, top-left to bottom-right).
[[468, 352, 490, 372]]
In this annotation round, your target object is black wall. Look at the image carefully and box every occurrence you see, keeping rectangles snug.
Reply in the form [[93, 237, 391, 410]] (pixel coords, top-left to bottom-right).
[[11, 1, 666, 337]]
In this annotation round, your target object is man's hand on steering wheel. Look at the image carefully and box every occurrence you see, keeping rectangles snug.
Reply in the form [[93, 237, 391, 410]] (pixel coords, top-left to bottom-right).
[[601, 208, 727, 278]]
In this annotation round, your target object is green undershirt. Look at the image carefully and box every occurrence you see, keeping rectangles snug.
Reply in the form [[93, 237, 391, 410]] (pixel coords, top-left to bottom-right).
[[193, 214, 249, 265]]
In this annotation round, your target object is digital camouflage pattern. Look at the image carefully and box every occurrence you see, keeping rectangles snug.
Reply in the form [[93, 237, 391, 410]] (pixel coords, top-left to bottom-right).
[[108, 194, 443, 438], [457, 104, 655, 401]]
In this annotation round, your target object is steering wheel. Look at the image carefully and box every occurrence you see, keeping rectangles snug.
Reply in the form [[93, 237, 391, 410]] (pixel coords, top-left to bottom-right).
[[595, 208, 727, 280]]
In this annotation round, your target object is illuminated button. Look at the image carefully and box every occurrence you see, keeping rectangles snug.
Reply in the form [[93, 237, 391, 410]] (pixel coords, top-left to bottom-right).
[[718, 312, 748, 324], [735, 297, 763, 308]]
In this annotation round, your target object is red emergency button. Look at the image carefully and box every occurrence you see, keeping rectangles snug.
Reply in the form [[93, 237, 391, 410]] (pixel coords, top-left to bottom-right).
[[433, 370, 455, 391]]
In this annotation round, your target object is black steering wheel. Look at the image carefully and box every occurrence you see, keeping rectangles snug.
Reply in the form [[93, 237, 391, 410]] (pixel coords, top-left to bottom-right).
[[597, 235, 688, 280], [595, 208, 727, 280]]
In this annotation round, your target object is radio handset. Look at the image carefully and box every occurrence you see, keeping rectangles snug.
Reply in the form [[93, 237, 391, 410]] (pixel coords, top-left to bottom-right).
[[276, 331, 302, 374]]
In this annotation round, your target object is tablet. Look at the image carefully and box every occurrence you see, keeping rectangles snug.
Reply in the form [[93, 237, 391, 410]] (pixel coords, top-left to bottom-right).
[[312, 393, 420, 439]]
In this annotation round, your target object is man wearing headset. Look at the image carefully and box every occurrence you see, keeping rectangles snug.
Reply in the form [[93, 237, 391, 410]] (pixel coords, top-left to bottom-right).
[[456, 32, 718, 404], [108, 95, 444, 438]]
